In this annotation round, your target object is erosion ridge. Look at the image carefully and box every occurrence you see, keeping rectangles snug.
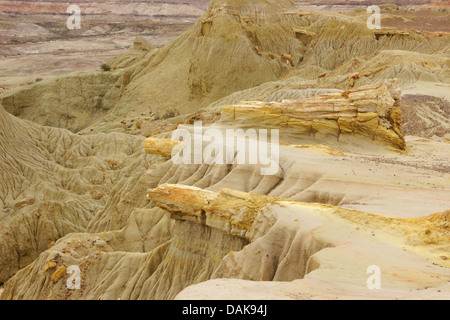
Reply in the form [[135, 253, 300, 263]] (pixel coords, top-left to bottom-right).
[[0, 103, 149, 284]]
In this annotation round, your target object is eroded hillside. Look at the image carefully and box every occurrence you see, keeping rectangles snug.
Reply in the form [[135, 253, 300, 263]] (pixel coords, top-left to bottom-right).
[[2, 0, 449, 137]]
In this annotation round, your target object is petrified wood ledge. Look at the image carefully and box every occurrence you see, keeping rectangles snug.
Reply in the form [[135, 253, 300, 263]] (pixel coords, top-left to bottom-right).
[[218, 80, 406, 150], [147, 184, 277, 239], [144, 81, 406, 154], [144, 138, 181, 157]]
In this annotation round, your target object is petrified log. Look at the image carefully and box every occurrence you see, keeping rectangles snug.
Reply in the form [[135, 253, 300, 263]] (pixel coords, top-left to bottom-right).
[[144, 137, 182, 157], [219, 80, 406, 150], [148, 184, 276, 237]]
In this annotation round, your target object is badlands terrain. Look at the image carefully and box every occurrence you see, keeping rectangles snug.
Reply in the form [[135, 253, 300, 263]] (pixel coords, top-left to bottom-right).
[[0, 0, 209, 96], [0, 0, 449, 300]]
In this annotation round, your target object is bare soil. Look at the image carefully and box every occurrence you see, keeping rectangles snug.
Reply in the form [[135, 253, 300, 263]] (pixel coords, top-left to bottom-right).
[[0, 3, 203, 91]]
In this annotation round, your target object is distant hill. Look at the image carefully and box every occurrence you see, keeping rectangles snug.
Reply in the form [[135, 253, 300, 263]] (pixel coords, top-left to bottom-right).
[[0, 0, 210, 16]]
